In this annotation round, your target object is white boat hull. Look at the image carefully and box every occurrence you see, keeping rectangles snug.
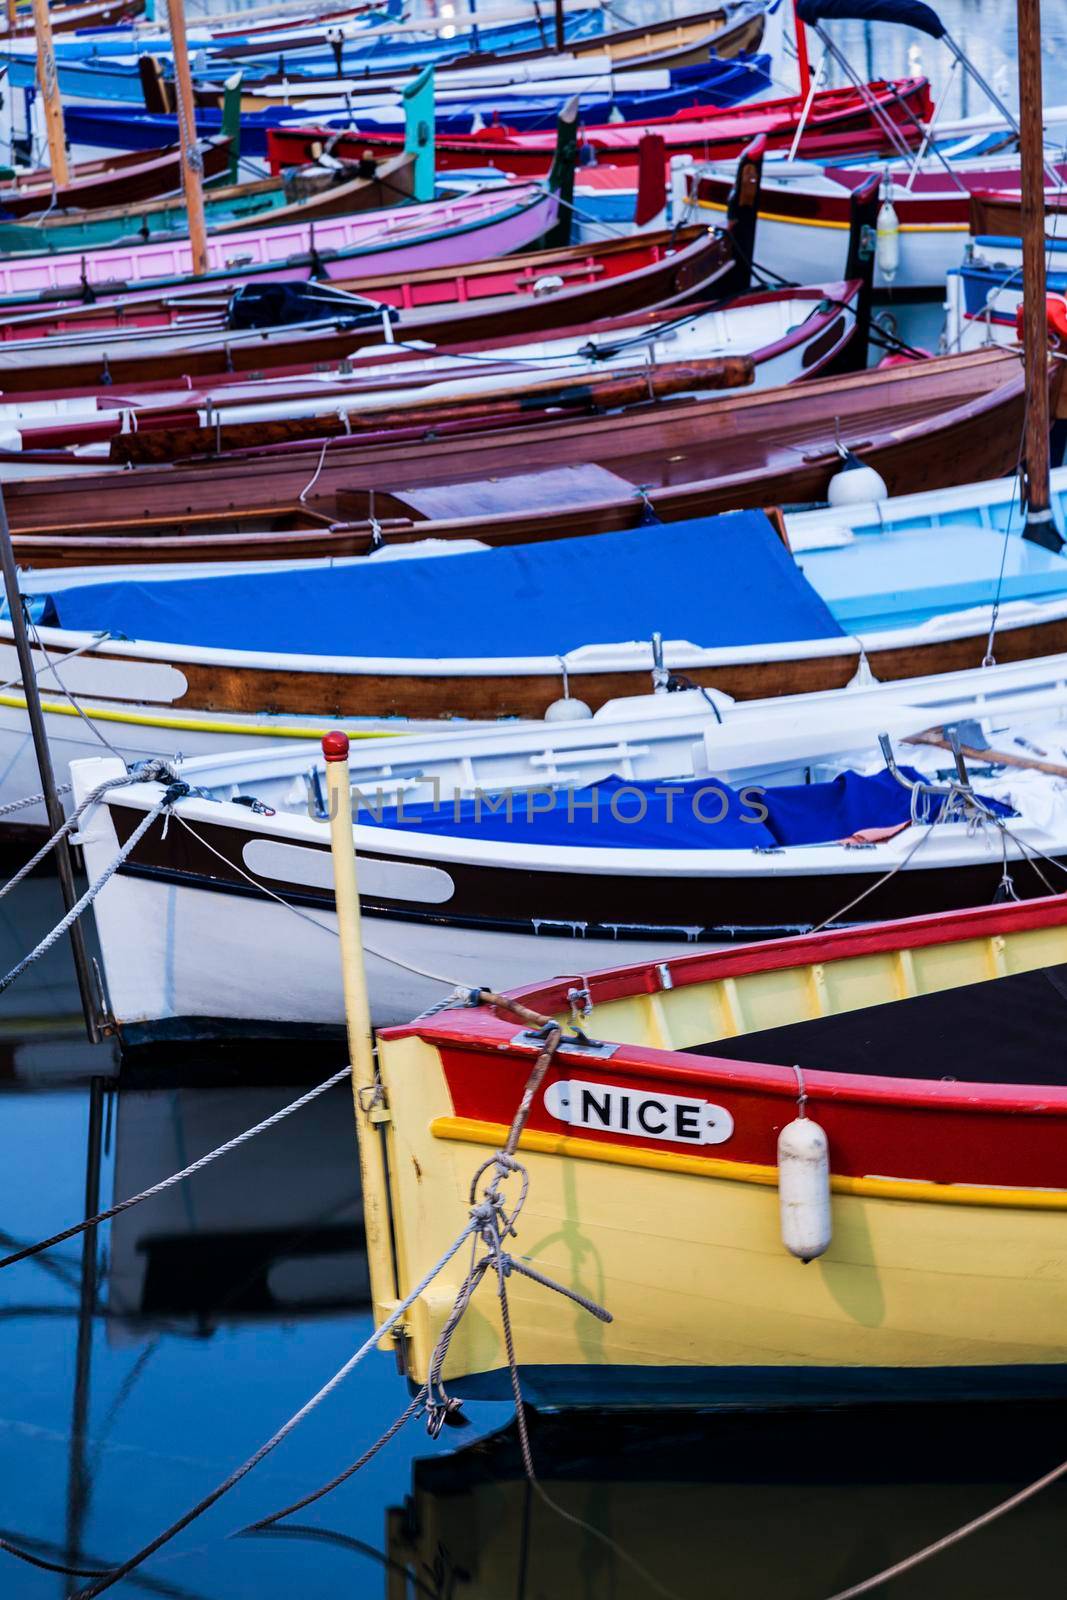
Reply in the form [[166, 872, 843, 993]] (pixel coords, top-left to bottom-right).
[[79, 842, 717, 1040]]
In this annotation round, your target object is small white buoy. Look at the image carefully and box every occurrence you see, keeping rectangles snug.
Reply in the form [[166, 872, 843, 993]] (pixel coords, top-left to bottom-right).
[[876, 174, 900, 283], [544, 697, 593, 721], [532, 274, 565, 298], [778, 1108, 832, 1263], [547, 656, 592, 720], [827, 449, 888, 508]]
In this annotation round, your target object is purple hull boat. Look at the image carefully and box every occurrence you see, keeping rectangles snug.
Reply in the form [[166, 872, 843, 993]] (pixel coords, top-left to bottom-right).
[[0, 183, 558, 301]]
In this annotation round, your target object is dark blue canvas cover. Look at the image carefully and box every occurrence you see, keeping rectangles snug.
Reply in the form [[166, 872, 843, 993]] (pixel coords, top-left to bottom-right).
[[354, 768, 1012, 850], [796, 0, 945, 37], [40, 512, 846, 659]]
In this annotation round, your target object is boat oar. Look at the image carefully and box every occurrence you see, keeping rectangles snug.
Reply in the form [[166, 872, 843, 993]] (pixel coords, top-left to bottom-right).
[[905, 726, 1067, 780]]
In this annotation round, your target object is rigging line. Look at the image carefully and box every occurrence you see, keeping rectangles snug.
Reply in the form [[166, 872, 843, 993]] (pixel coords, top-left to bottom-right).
[[240, 1387, 427, 1529], [27, 614, 127, 764], [821, 1453, 1067, 1600], [0, 767, 167, 909], [0, 791, 178, 999], [807, 825, 934, 935], [488, 1215, 685, 1600]]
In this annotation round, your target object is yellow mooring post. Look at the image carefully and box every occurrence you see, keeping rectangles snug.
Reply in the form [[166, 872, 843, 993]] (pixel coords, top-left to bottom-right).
[[322, 730, 396, 1324]]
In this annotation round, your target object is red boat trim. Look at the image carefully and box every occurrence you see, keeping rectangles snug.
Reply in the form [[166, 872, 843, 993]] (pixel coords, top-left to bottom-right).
[[381, 895, 1067, 1193]]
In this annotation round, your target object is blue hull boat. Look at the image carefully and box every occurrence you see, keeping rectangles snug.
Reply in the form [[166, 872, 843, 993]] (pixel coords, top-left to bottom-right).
[[60, 56, 769, 155]]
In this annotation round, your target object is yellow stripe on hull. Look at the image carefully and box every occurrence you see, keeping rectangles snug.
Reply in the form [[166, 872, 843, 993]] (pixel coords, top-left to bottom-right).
[[431, 1115, 1067, 1210], [694, 197, 966, 233], [375, 1039, 1067, 1391], [0, 690, 404, 741]]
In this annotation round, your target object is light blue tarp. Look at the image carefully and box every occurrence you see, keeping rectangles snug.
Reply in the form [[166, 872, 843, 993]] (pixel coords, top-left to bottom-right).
[[41, 513, 847, 659]]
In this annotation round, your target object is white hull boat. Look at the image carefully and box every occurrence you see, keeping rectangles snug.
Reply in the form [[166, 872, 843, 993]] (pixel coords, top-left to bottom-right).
[[69, 651, 1067, 1045]]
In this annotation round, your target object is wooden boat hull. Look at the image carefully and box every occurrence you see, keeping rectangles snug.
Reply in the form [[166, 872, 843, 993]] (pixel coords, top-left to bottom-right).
[[0, 151, 416, 256], [377, 1047, 1067, 1405], [0, 136, 232, 218], [0, 349, 1037, 556], [363, 896, 1067, 1406], [4, 599, 1067, 730], [968, 189, 1067, 237], [0, 225, 743, 390], [6, 0, 143, 34], [0, 220, 733, 338]]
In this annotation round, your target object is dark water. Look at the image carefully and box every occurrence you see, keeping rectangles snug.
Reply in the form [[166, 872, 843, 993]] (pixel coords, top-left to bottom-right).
[[5, 0, 1067, 1591], [3, 873, 1067, 1599]]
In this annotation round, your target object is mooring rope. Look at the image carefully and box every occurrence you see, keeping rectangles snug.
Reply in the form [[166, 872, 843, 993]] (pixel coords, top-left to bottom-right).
[[0, 763, 173, 909], [71, 1219, 483, 1599], [821, 1453, 1067, 1600], [0, 783, 187, 998], [0, 782, 70, 818]]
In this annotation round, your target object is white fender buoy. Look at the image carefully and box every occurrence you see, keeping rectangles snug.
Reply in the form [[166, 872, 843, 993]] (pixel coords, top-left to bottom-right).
[[778, 1114, 832, 1262], [544, 697, 593, 721], [827, 449, 888, 508], [547, 657, 592, 721], [876, 184, 900, 283]]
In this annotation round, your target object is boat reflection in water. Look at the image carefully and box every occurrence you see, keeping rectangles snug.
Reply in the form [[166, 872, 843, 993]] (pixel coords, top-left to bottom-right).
[[385, 1405, 1067, 1600], [107, 1076, 368, 1336]]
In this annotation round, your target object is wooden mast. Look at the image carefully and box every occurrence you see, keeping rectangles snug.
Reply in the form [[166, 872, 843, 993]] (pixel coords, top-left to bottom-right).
[[1017, 0, 1058, 549], [166, 0, 208, 276], [32, 0, 69, 190], [554, 0, 564, 53]]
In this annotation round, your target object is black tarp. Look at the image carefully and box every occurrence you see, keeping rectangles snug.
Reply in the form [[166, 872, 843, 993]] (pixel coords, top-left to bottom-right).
[[688, 963, 1067, 1085], [796, 0, 945, 40]]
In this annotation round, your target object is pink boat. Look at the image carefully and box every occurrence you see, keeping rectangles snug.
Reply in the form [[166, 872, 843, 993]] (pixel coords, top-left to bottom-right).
[[0, 183, 558, 301]]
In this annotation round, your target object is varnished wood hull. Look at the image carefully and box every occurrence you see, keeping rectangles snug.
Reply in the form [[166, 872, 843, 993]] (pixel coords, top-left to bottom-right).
[[0, 226, 740, 390], [2, 350, 1037, 557], [0, 137, 232, 218]]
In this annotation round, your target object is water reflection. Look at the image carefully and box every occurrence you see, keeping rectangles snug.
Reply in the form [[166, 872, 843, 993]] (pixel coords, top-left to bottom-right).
[[107, 1084, 368, 1335], [385, 1406, 1067, 1600]]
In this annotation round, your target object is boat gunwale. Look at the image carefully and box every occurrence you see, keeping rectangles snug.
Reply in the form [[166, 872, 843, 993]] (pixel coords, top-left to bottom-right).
[[379, 891, 1067, 1116]]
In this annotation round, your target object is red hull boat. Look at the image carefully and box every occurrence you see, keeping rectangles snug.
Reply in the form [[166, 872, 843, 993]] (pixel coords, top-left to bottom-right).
[[266, 79, 933, 179]]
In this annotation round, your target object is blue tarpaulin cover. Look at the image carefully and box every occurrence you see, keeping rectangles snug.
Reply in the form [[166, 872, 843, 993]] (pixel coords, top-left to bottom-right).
[[354, 768, 1013, 850], [795, 0, 945, 38], [40, 512, 847, 659]]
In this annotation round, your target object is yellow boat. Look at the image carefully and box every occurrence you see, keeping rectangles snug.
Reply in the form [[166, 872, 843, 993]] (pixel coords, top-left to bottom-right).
[[325, 738, 1067, 1409]]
